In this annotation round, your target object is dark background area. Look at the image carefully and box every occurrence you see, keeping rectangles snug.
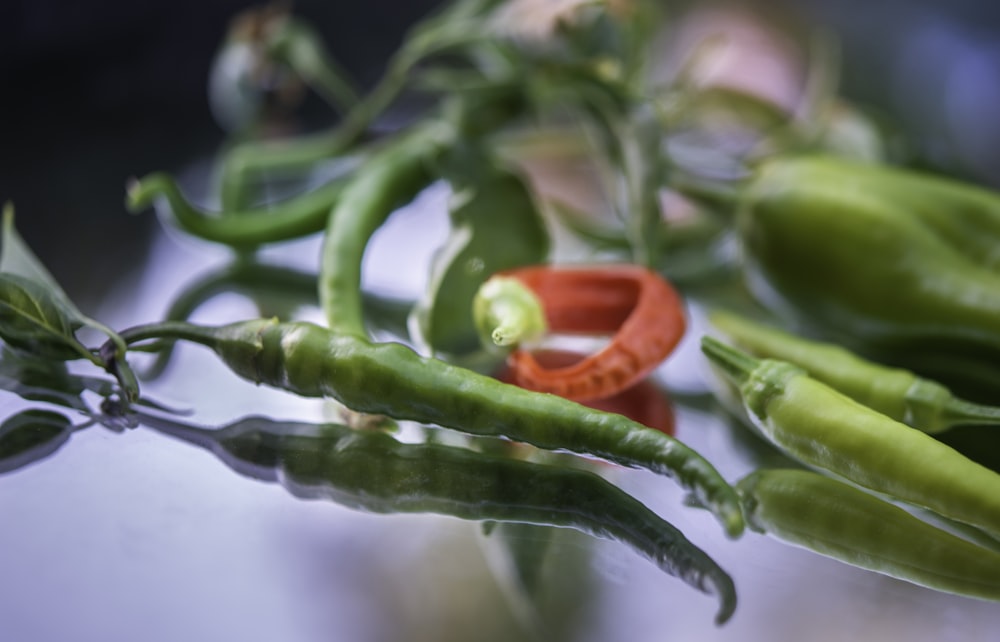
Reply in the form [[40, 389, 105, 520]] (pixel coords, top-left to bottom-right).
[[0, 0, 443, 305], [2, 0, 1000, 307]]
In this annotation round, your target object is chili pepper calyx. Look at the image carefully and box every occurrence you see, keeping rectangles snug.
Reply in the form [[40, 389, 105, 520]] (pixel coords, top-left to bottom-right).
[[472, 275, 548, 350], [701, 336, 803, 422]]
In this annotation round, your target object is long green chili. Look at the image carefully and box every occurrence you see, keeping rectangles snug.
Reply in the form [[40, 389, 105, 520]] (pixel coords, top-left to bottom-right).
[[737, 468, 1000, 602], [709, 310, 1000, 434], [319, 125, 445, 335], [126, 172, 351, 249], [701, 335, 1000, 539], [111, 320, 745, 538]]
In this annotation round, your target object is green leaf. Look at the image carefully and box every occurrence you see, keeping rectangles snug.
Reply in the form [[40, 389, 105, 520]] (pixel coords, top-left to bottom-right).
[[0, 408, 75, 475], [0, 272, 92, 361], [411, 149, 551, 357], [0, 206, 139, 401], [1, 203, 77, 310]]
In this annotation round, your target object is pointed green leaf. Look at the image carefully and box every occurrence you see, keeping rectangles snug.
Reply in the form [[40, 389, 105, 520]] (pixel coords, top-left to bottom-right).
[[0, 206, 138, 400], [0, 272, 92, 361]]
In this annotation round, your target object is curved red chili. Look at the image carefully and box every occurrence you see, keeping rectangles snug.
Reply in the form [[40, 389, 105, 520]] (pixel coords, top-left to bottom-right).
[[501, 265, 687, 402], [495, 348, 676, 435]]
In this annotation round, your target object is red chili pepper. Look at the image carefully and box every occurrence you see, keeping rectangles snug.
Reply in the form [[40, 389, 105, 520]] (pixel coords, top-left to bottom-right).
[[495, 349, 676, 435], [500, 264, 687, 402]]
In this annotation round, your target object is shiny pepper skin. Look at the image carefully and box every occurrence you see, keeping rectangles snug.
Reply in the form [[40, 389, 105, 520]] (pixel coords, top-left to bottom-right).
[[737, 155, 1000, 381], [737, 468, 1000, 602], [701, 336, 1000, 540]]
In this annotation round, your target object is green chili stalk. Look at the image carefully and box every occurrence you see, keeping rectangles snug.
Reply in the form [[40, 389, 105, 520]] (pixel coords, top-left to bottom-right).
[[709, 310, 1000, 434], [138, 412, 737, 624], [701, 336, 1000, 540], [115, 320, 745, 538]]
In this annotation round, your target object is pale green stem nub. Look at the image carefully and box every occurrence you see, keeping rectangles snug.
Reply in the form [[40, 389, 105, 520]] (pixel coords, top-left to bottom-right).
[[472, 276, 547, 351]]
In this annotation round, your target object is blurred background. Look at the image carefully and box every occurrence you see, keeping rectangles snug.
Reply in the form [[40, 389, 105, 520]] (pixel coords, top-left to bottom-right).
[[4, 3, 1000, 641], [3, 0, 1000, 306]]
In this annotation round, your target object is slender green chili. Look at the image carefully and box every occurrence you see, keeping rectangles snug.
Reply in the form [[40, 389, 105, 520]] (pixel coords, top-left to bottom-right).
[[137, 411, 736, 623], [709, 310, 1000, 434], [317, 81, 528, 336], [319, 125, 445, 335], [126, 172, 350, 249], [737, 468, 1000, 602], [217, 0, 502, 209], [112, 320, 745, 538], [701, 335, 1000, 539]]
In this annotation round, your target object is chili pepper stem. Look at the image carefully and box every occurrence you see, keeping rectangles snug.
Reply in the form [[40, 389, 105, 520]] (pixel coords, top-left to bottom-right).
[[700, 335, 760, 387], [117, 321, 243, 348], [942, 398, 1000, 430]]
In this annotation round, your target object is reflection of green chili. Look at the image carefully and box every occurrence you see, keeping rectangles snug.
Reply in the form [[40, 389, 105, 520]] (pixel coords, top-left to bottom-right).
[[702, 336, 1000, 539], [737, 468, 1000, 602], [137, 411, 737, 624], [113, 319, 744, 538]]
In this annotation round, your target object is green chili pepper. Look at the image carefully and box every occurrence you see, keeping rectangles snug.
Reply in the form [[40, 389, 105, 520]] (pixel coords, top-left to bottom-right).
[[709, 310, 1000, 434], [216, 0, 504, 209], [135, 262, 412, 380], [318, 83, 528, 337], [125, 172, 350, 250], [113, 320, 744, 538], [319, 125, 445, 335], [737, 468, 1000, 602], [411, 147, 550, 357], [135, 411, 736, 623], [700, 336, 1000, 539], [737, 155, 1000, 376]]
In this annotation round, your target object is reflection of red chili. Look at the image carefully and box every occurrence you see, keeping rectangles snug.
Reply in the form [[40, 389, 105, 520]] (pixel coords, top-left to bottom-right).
[[501, 265, 686, 402], [496, 349, 675, 435]]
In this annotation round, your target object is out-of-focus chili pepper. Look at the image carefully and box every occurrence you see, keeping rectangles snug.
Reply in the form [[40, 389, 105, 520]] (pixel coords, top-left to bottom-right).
[[108, 320, 745, 538], [136, 411, 736, 624], [494, 348, 676, 435], [216, 0, 506, 209], [318, 80, 529, 338], [700, 335, 1000, 539], [474, 265, 686, 402], [709, 310, 1000, 434], [736, 155, 1000, 389], [125, 172, 351, 250], [411, 148, 550, 357], [736, 468, 1000, 602]]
